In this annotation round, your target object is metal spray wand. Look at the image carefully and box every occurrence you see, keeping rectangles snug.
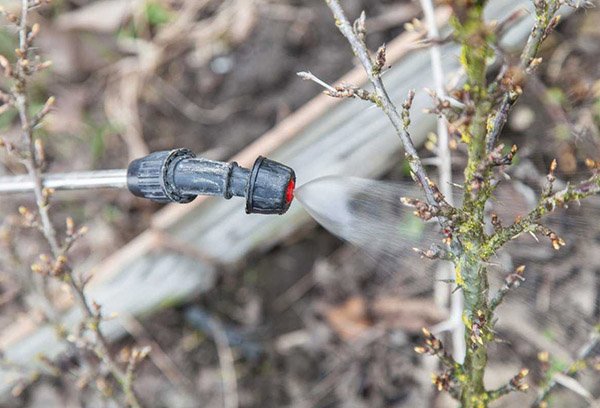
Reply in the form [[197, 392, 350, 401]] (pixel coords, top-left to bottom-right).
[[0, 149, 296, 215]]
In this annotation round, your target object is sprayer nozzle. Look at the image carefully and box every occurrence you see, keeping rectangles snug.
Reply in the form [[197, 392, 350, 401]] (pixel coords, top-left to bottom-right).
[[246, 156, 296, 215], [126, 149, 295, 215]]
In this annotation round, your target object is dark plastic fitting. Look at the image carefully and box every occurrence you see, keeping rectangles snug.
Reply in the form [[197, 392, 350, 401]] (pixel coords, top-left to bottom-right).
[[127, 149, 196, 203], [246, 156, 295, 215], [127, 149, 295, 215]]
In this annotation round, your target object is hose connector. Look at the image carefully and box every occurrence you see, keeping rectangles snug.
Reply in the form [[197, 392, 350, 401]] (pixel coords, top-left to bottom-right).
[[127, 149, 196, 203]]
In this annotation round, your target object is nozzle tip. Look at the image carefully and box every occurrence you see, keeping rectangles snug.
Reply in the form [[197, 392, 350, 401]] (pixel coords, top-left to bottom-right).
[[285, 180, 295, 204]]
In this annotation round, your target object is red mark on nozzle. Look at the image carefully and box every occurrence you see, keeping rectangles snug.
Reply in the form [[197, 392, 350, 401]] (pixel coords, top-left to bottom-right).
[[285, 180, 295, 204]]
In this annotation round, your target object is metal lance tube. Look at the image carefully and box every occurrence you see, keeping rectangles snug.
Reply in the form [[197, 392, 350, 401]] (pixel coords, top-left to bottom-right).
[[0, 169, 127, 194]]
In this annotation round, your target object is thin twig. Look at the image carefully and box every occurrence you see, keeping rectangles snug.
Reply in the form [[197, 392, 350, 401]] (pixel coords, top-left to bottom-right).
[[489, 265, 526, 311], [485, 0, 561, 152], [323, 0, 443, 211], [209, 317, 239, 408], [13, 0, 59, 255], [124, 346, 150, 408], [7, 2, 143, 406], [415, 327, 460, 371], [297, 71, 339, 94], [488, 368, 530, 402], [533, 331, 600, 407], [121, 314, 196, 392], [485, 173, 600, 256], [297, 70, 376, 101]]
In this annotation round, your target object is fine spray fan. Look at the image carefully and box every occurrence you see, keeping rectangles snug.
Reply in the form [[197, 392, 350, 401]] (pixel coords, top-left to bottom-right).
[[0, 149, 296, 215]]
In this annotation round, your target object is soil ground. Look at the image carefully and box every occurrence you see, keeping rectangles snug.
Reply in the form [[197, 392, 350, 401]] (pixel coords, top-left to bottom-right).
[[0, 0, 599, 407]]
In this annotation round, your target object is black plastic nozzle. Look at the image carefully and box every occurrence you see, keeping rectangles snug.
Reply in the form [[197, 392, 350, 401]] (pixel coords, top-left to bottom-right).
[[126, 149, 295, 215], [246, 156, 295, 215]]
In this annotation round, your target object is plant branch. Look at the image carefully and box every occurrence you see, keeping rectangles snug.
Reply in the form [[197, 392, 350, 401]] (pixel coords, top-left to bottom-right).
[[4, 2, 143, 406], [489, 265, 526, 311], [323, 0, 445, 212], [297, 71, 377, 101], [485, 173, 600, 256], [488, 368, 529, 402], [415, 327, 460, 370], [533, 330, 600, 407], [13, 0, 59, 255], [485, 0, 561, 152], [124, 347, 150, 408]]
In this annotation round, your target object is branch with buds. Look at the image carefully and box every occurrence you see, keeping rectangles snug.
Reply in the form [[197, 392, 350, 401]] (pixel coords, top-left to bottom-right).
[[305, 0, 592, 406], [488, 368, 530, 401], [483, 0, 585, 152], [311, 0, 449, 217], [490, 265, 526, 311], [485, 163, 600, 257], [431, 370, 461, 400], [124, 347, 151, 407], [413, 244, 453, 261], [534, 330, 600, 407], [296, 71, 377, 102], [415, 328, 459, 371], [0, 2, 145, 406]]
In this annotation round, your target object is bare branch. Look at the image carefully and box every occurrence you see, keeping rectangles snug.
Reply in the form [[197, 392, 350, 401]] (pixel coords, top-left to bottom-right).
[[323, 0, 445, 212], [485, 172, 600, 256], [485, 0, 563, 152], [414, 327, 459, 370], [533, 331, 600, 407], [489, 368, 530, 402], [297, 71, 376, 101], [489, 265, 526, 310], [124, 347, 151, 408], [297, 71, 338, 94], [3, 3, 144, 405]]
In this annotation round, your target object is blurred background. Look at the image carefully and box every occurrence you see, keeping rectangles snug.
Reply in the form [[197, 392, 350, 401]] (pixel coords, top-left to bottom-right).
[[0, 0, 599, 407]]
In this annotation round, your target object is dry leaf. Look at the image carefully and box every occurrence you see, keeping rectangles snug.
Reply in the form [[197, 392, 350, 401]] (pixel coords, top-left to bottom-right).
[[322, 296, 447, 341]]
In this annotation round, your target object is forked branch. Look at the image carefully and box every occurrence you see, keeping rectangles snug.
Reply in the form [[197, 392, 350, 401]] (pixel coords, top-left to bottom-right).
[[533, 331, 600, 407], [323, 0, 448, 212], [2, 2, 144, 406]]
